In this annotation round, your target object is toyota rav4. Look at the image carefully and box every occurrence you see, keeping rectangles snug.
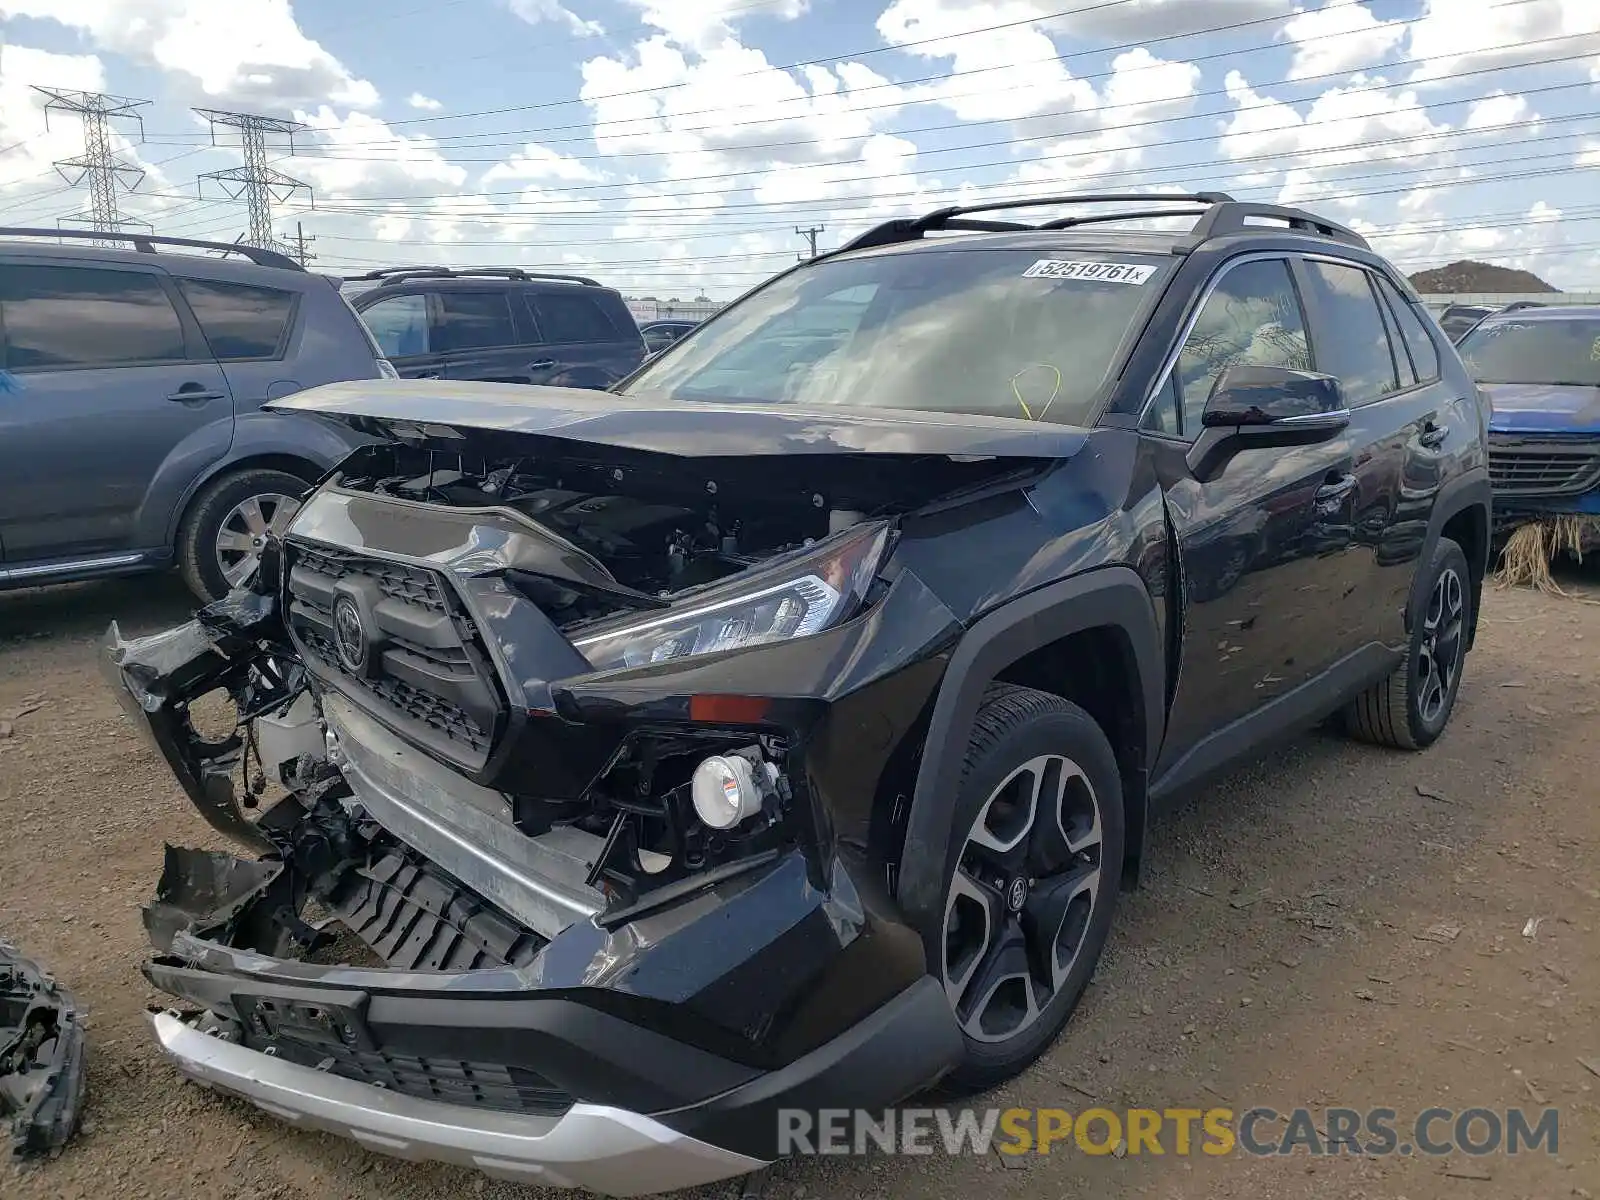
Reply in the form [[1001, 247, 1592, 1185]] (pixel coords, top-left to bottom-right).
[[104, 193, 1491, 1197]]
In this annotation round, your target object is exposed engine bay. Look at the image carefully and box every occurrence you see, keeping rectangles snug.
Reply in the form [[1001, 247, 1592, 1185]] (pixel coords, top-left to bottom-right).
[[335, 440, 860, 612]]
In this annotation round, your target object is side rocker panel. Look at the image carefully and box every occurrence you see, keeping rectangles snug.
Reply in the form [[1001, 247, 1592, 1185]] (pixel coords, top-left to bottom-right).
[[896, 566, 1165, 931]]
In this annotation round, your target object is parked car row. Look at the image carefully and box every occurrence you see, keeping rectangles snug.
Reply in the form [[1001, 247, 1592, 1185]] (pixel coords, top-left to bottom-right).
[[0, 230, 693, 603]]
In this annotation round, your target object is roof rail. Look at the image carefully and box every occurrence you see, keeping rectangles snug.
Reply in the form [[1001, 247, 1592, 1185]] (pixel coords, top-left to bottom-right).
[[1179, 201, 1368, 249], [838, 193, 1234, 253], [343, 265, 602, 287], [0, 226, 303, 270], [833, 192, 1371, 256], [1498, 300, 1551, 313]]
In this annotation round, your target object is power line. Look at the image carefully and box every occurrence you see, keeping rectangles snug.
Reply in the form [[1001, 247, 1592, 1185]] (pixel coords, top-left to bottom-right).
[[383, 0, 1154, 129], [239, 49, 1600, 213], [139, 0, 1549, 158], [302, 175, 1600, 278], [31, 86, 151, 243], [195, 108, 312, 255], [291, 122, 1600, 255]]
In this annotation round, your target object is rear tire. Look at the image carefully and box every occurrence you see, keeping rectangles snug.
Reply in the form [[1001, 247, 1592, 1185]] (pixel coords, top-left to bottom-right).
[[177, 467, 309, 603], [927, 683, 1124, 1095], [1343, 536, 1471, 750]]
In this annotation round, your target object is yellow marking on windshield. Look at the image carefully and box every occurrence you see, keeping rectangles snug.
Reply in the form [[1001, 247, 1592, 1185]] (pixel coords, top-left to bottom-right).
[[1012, 362, 1064, 422]]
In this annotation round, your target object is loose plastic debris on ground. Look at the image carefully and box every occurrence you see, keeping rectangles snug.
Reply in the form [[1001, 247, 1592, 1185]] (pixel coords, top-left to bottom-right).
[[1, 940, 87, 1159]]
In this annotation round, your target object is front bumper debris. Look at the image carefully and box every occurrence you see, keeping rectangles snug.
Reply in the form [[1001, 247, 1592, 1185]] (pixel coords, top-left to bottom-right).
[[1, 940, 87, 1158], [103, 587, 962, 1194]]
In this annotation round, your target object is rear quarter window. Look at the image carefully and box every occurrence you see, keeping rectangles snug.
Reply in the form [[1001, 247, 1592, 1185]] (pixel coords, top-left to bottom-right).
[[176, 278, 297, 360], [534, 292, 620, 343]]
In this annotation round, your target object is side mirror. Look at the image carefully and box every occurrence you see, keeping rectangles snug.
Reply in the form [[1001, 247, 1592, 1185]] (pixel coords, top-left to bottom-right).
[[1189, 365, 1349, 481]]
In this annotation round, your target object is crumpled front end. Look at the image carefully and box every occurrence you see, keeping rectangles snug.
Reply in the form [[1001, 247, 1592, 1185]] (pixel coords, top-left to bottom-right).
[[102, 448, 976, 1194]]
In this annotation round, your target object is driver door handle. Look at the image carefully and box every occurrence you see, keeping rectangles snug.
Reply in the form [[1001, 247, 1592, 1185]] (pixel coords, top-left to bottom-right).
[[166, 383, 226, 402], [527, 358, 557, 371]]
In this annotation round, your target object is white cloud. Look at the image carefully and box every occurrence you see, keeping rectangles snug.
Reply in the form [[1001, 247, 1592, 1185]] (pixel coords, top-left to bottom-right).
[[1282, 1, 1407, 81], [291, 107, 468, 198], [878, 0, 1097, 125], [619, 0, 808, 53], [1464, 91, 1532, 130], [480, 142, 602, 186], [579, 36, 906, 172], [0, 43, 109, 194], [0, 0, 378, 108], [407, 92, 443, 112], [1407, 0, 1600, 83], [1219, 69, 1454, 209], [878, 0, 1299, 44], [507, 0, 604, 38], [0, 40, 184, 227]]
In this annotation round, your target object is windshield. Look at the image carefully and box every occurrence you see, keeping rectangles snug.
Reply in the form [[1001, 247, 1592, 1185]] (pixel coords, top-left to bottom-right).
[[619, 249, 1172, 425], [1457, 316, 1600, 387]]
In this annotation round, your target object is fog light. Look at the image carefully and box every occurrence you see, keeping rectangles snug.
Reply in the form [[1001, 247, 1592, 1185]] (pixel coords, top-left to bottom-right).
[[691, 754, 769, 830]]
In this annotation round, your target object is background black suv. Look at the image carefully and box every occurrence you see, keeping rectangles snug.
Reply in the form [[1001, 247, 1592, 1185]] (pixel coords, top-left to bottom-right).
[[344, 266, 647, 387], [112, 193, 1492, 1195]]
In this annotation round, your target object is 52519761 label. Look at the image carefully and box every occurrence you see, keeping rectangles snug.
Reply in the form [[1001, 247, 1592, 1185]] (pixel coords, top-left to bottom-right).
[[1021, 259, 1157, 285]]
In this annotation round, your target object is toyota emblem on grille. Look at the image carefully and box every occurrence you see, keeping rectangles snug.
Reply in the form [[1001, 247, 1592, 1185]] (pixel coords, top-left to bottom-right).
[[333, 596, 368, 673]]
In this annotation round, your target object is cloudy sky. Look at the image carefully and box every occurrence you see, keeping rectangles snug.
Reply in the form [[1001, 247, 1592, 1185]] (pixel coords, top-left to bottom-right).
[[1, 0, 1598, 296]]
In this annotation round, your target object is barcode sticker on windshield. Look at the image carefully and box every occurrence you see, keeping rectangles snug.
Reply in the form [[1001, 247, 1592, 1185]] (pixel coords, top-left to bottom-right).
[[1022, 259, 1156, 285]]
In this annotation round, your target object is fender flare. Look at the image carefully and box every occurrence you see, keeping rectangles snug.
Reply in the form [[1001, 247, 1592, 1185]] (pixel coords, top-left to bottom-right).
[[896, 566, 1166, 932], [1414, 466, 1492, 639]]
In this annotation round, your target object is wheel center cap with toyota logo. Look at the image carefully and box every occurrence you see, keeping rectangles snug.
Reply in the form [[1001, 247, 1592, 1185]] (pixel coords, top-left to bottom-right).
[[1007, 877, 1029, 913], [333, 595, 369, 673]]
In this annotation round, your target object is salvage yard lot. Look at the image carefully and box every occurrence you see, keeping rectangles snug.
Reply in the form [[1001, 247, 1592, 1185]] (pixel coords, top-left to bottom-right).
[[2, 574, 1596, 1200]]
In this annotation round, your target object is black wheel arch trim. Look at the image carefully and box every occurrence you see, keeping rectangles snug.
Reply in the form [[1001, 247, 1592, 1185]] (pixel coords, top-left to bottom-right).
[[1416, 467, 1491, 645], [897, 566, 1165, 930]]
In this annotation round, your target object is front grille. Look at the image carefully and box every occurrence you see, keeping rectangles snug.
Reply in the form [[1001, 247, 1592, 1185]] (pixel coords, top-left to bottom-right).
[[284, 541, 500, 765], [265, 1037, 572, 1117], [1488, 437, 1600, 497]]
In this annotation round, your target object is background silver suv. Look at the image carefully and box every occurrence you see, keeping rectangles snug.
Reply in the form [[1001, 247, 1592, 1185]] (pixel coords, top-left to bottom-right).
[[0, 229, 392, 602]]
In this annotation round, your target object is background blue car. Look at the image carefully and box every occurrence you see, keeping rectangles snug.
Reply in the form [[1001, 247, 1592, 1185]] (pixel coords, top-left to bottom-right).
[[1457, 304, 1600, 566]]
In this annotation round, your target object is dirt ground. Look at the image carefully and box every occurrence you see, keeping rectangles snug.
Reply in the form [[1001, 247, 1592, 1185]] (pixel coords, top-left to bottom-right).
[[2, 569, 1596, 1200]]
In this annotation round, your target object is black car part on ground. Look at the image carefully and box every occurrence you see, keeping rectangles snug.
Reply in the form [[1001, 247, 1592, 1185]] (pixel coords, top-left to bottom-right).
[[1, 941, 87, 1159]]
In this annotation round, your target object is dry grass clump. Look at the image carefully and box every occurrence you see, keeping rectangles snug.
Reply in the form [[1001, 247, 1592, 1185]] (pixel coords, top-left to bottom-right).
[[1495, 514, 1600, 601]]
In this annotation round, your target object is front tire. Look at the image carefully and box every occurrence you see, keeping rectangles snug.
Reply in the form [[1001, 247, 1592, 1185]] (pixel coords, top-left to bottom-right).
[[1343, 536, 1471, 750], [177, 468, 309, 603], [930, 684, 1124, 1094]]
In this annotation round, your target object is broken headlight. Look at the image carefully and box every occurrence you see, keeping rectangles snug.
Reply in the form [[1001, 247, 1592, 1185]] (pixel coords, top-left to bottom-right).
[[574, 522, 889, 671]]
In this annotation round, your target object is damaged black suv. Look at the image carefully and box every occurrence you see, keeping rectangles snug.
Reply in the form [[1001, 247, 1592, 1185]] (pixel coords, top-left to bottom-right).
[[104, 194, 1491, 1196]]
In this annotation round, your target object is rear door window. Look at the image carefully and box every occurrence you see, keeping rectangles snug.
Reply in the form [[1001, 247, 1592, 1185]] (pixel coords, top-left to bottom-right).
[[0, 264, 187, 370], [1375, 276, 1440, 383], [176, 278, 297, 360], [535, 293, 618, 343], [359, 293, 430, 358], [1302, 261, 1401, 406], [433, 291, 518, 352]]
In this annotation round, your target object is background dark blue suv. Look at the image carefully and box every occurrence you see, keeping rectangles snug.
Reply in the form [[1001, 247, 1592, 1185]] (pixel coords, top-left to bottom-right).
[[345, 266, 647, 388]]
